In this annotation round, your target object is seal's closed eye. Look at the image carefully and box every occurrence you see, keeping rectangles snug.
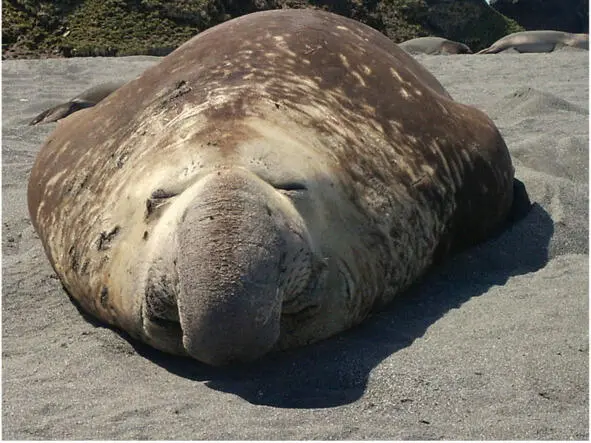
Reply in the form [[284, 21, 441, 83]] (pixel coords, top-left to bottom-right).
[[273, 182, 308, 191]]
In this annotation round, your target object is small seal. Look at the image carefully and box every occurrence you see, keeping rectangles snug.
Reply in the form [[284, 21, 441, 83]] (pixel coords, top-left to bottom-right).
[[398, 37, 472, 55], [478, 30, 589, 54], [28, 9, 514, 366], [29, 81, 125, 125]]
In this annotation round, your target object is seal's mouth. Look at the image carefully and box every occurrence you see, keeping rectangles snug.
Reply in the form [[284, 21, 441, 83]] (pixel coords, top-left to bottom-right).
[[140, 168, 317, 366]]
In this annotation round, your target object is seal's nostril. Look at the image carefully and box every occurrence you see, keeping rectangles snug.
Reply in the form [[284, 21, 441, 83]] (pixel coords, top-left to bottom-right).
[[145, 189, 179, 221]]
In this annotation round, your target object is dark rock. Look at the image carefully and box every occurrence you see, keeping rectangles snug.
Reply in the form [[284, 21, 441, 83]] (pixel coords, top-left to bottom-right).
[[490, 0, 589, 33], [419, 0, 524, 51]]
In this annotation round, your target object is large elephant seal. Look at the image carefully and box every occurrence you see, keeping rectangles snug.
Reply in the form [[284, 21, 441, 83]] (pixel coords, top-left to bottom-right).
[[28, 9, 514, 366], [29, 81, 125, 125], [478, 30, 589, 54], [398, 37, 472, 55]]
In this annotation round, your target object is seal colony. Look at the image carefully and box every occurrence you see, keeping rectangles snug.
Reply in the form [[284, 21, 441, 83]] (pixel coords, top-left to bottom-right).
[[28, 9, 514, 366]]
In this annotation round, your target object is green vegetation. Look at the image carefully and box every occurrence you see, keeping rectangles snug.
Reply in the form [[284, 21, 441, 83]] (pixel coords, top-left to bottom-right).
[[2, 0, 523, 58]]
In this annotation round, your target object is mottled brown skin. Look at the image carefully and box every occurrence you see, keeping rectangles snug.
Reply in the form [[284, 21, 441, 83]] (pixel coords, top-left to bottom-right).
[[28, 9, 514, 366]]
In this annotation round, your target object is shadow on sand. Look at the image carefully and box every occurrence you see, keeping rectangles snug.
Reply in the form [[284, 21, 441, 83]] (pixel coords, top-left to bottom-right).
[[83, 179, 554, 408]]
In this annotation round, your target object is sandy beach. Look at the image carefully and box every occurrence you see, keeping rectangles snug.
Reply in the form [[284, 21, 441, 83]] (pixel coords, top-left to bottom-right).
[[2, 49, 588, 439]]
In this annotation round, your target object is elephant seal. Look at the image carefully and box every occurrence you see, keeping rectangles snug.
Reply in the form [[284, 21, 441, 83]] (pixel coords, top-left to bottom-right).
[[398, 37, 472, 55], [29, 81, 125, 125], [28, 9, 514, 366], [477, 30, 589, 54]]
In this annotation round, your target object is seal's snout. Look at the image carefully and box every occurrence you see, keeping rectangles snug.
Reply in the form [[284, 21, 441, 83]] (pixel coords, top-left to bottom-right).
[[175, 169, 311, 366]]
